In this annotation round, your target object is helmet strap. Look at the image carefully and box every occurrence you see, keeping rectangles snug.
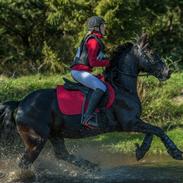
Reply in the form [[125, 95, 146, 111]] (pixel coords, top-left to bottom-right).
[[94, 26, 103, 35], [99, 25, 101, 34], [89, 26, 103, 35]]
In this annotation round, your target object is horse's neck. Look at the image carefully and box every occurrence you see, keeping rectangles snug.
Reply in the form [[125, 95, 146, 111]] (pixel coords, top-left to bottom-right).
[[117, 75, 138, 94], [110, 74, 141, 114], [112, 66, 138, 95]]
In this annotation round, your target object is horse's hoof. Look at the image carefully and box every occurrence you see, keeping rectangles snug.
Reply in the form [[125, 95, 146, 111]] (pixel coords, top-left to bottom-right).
[[168, 149, 183, 160], [175, 153, 183, 160], [135, 143, 145, 161]]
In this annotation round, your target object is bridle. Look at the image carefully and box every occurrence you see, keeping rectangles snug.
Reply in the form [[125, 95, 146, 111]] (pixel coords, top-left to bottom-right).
[[113, 45, 163, 78], [115, 68, 148, 78]]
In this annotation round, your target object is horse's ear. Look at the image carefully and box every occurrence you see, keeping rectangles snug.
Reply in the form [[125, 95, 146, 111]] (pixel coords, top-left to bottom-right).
[[138, 33, 149, 49]]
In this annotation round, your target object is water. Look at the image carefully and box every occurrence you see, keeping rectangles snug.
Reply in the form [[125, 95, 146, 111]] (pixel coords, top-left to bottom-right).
[[0, 143, 183, 183]]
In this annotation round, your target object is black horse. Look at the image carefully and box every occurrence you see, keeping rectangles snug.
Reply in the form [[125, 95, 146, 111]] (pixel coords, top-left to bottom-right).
[[0, 34, 182, 171]]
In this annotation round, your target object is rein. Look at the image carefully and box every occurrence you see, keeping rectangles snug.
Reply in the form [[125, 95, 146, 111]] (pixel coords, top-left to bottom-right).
[[115, 68, 149, 78]]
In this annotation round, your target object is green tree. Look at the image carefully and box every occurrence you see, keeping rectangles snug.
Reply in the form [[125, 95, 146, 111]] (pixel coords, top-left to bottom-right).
[[0, 0, 182, 75]]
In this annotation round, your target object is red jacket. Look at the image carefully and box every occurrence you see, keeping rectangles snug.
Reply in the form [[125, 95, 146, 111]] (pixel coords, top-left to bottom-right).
[[71, 31, 110, 72]]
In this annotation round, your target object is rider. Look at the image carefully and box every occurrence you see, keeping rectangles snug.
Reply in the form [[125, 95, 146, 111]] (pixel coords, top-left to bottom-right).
[[70, 16, 110, 128]]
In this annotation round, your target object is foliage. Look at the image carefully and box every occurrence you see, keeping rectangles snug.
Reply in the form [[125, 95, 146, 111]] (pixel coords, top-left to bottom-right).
[[0, 73, 68, 101], [68, 128, 183, 154], [0, 72, 183, 154], [0, 0, 183, 75], [0, 72, 183, 130], [140, 72, 183, 128]]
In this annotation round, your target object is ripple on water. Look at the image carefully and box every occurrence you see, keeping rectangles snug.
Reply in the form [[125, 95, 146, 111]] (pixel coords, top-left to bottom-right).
[[0, 145, 183, 183]]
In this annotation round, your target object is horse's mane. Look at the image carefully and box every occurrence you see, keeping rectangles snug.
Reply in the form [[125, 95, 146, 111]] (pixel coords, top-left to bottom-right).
[[104, 42, 134, 83], [110, 42, 133, 67]]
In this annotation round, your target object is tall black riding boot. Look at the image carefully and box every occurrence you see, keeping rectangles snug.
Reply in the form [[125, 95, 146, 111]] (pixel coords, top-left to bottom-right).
[[82, 88, 105, 129]]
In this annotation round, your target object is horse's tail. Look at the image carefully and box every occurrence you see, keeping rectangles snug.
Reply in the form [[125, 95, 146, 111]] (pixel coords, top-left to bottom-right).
[[0, 100, 20, 144], [0, 100, 19, 123]]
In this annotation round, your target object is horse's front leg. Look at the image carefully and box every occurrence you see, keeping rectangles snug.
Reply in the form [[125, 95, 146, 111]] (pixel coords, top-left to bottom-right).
[[135, 133, 153, 161], [49, 135, 100, 171], [132, 119, 183, 160]]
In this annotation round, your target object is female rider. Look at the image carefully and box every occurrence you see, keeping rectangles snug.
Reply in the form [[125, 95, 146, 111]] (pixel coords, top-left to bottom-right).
[[70, 16, 110, 129]]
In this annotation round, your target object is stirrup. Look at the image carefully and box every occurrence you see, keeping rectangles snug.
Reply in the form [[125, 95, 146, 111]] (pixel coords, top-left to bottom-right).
[[81, 114, 98, 129]]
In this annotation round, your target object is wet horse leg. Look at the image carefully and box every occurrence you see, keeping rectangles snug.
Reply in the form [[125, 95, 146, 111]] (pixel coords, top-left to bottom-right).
[[49, 135, 99, 170], [17, 125, 47, 169], [135, 133, 153, 161], [132, 119, 183, 160], [49, 135, 70, 159]]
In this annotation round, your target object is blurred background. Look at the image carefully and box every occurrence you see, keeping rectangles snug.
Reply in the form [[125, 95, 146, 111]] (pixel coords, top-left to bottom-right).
[[0, 0, 183, 154], [0, 0, 183, 76]]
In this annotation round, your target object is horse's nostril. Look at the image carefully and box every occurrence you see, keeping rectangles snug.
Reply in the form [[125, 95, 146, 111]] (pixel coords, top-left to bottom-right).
[[169, 69, 173, 75], [167, 69, 172, 78]]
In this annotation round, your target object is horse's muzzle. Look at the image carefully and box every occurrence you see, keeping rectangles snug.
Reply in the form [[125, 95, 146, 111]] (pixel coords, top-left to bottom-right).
[[159, 68, 171, 81], [165, 68, 172, 79]]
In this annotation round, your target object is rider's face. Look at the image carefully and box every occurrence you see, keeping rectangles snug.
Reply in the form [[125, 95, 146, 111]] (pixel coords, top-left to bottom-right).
[[100, 24, 105, 35]]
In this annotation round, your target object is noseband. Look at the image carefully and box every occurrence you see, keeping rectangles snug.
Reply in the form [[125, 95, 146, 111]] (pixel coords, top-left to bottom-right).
[[114, 46, 162, 78]]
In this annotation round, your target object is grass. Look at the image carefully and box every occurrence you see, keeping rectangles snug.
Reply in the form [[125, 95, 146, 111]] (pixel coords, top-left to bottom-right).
[[140, 72, 183, 128], [0, 72, 183, 154], [66, 128, 183, 155], [0, 73, 72, 101]]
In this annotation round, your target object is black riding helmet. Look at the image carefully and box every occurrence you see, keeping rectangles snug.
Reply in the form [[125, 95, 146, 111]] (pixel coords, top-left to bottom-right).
[[87, 16, 105, 31]]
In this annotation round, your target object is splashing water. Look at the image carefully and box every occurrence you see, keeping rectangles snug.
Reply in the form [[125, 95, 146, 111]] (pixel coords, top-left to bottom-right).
[[0, 142, 183, 183]]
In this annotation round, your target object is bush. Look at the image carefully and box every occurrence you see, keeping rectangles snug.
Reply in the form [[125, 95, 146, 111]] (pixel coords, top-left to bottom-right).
[[0, 72, 183, 129], [140, 72, 183, 128]]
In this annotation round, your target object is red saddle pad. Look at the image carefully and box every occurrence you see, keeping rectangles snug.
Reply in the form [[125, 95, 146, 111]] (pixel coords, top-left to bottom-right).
[[56, 82, 115, 115]]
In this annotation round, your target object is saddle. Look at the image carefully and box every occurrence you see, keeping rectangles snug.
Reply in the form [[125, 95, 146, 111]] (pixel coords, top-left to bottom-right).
[[56, 76, 115, 117], [63, 78, 92, 95]]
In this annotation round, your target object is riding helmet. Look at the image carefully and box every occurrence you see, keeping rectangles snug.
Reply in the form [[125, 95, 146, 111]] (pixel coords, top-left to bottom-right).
[[87, 16, 105, 31]]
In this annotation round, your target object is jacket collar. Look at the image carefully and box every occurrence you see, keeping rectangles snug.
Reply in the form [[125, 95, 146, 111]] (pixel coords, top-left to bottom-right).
[[91, 31, 103, 38]]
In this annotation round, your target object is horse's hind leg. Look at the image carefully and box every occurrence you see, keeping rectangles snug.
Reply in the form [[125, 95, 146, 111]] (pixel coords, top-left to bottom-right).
[[49, 135, 99, 170], [133, 119, 183, 160], [17, 125, 47, 169]]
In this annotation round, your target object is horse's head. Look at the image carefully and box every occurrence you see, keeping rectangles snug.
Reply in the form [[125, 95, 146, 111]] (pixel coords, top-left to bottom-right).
[[133, 33, 171, 81], [105, 33, 171, 91]]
